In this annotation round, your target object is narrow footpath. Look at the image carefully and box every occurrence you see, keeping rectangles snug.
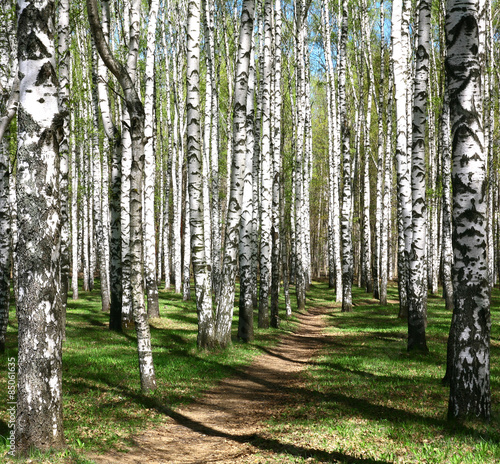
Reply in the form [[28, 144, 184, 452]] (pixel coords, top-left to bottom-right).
[[90, 306, 331, 464]]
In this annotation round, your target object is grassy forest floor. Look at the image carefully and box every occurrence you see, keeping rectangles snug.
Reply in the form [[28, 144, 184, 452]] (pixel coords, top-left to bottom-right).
[[0, 280, 499, 463]]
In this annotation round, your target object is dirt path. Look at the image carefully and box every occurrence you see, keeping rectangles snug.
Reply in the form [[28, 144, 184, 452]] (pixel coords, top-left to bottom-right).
[[90, 306, 331, 464]]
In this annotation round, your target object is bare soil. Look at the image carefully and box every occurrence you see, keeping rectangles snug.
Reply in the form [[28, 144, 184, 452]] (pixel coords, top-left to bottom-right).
[[89, 306, 332, 464]]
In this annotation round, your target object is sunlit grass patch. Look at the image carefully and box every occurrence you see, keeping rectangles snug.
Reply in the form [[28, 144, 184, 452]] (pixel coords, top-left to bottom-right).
[[252, 283, 500, 464], [0, 281, 298, 462]]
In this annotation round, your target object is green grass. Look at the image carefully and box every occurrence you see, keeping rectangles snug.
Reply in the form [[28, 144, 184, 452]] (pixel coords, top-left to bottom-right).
[[1, 280, 500, 463], [0, 281, 298, 463], [249, 283, 500, 463]]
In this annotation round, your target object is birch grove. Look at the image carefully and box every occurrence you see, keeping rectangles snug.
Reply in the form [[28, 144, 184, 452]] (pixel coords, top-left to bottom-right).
[[3, 0, 500, 451]]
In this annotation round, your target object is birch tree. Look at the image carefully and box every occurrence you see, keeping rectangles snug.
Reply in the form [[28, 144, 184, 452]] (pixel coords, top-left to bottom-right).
[[94, 0, 123, 328], [380, 66, 393, 307], [321, 0, 342, 301], [294, 0, 308, 312], [57, 0, 70, 325], [258, 0, 273, 327], [440, 89, 454, 311], [87, 0, 157, 392], [90, 51, 111, 312], [360, 1, 373, 294], [407, 0, 430, 352], [374, 1, 385, 301], [15, 0, 65, 451], [215, 0, 255, 347], [270, 0, 282, 328], [392, 0, 412, 318], [339, 0, 353, 312], [238, 44, 256, 343], [186, 0, 216, 348], [446, 0, 490, 421], [144, 0, 160, 317]]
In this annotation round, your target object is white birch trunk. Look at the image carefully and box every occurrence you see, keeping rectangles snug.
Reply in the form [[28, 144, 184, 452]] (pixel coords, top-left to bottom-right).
[[294, 0, 307, 311], [258, 0, 273, 327], [183, 176, 191, 301], [361, 6, 373, 294], [392, 0, 411, 318], [407, 0, 430, 352], [87, 0, 157, 391], [339, 0, 353, 312], [321, 0, 335, 290], [204, 0, 221, 293], [214, 0, 255, 347], [81, 115, 91, 293], [446, 0, 490, 420], [91, 54, 111, 312], [380, 68, 393, 307], [374, 2, 385, 301], [16, 0, 64, 450], [57, 0, 70, 326], [96, 0, 122, 328], [144, 0, 160, 317], [238, 43, 256, 342], [186, 0, 215, 348], [270, 0, 282, 328], [70, 111, 79, 301]]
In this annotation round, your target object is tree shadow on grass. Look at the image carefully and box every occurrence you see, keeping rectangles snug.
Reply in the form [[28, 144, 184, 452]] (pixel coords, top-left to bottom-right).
[[71, 344, 485, 449], [86, 379, 391, 464]]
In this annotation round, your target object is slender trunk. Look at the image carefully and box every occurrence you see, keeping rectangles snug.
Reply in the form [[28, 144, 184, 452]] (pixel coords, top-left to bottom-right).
[[144, 0, 160, 317], [172, 43, 183, 294], [321, 0, 335, 291], [87, 0, 157, 392], [215, 0, 255, 347], [441, 86, 453, 310], [57, 0, 70, 333], [91, 47, 111, 312], [407, 0, 430, 353], [204, 0, 220, 294], [96, 0, 122, 327], [81, 118, 91, 293], [374, 2, 385, 300], [186, 0, 216, 349], [109, 132, 123, 330], [238, 43, 256, 343], [252, 0, 263, 308], [392, 0, 411, 318], [270, 0, 282, 328], [361, 5, 373, 294], [294, 0, 307, 312], [380, 68, 393, 307], [258, 0, 273, 327], [339, 0, 352, 312], [183, 172, 191, 301], [162, 34, 173, 290]]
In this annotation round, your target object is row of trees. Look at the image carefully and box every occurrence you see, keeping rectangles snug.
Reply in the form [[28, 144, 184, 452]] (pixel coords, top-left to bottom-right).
[[0, 0, 496, 454]]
